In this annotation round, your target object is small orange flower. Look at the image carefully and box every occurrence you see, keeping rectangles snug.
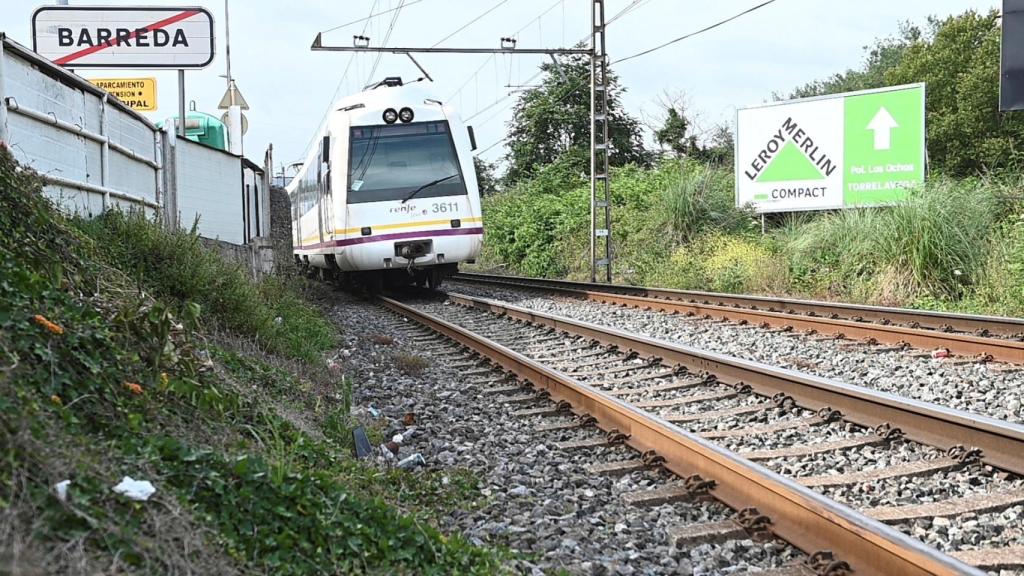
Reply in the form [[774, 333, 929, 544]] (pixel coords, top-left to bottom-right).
[[124, 382, 143, 395], [50, 395, 62, 406], [33, 314, 64, 335]]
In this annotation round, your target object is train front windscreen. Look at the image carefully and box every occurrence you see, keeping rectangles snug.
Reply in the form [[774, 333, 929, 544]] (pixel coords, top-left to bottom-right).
[[347, 121, 467, 204]]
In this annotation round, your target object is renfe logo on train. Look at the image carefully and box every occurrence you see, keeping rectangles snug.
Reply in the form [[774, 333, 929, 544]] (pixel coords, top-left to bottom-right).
[[735, 84, 926, 213], [32, 6, 215, 69]]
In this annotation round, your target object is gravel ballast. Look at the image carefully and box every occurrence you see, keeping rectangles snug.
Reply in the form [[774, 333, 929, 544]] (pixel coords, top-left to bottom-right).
[[326, 291, 805, 574]]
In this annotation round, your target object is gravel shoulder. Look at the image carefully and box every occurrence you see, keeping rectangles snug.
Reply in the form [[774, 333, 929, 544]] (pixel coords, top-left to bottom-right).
[[447, 281, 1024, 424]]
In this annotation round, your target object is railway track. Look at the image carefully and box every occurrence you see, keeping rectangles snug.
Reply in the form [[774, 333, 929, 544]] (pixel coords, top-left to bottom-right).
[[453, 273, 1024, 365], [379, 291, 1024, 575]]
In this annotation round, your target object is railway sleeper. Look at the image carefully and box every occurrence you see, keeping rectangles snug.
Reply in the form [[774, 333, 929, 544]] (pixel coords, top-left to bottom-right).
[[548, 353, 624, 371], [669, 507, 774, 547], [797, 445, 982, 488], [605, 375, 710, 397], [534, 414, 597, 433], [584, 450, 666, 476], [634, 383, 751, 409], [480, 383, 527, 395], [554, 428, 631, 451], [621, 474, 715, 507], [867, 486, 1024, 522], [499, 389, 551, 405], [511, 400, 573, 418], [949, 547, 1024, 571], [699, 411, 835, 440], [740, 423, 903, 461], [568, 360, 661, 379], [664, 401, 772, 423]]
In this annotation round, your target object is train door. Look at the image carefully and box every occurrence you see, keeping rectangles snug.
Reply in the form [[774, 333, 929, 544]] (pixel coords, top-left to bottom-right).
[[292, 185, 302, 251], [315, 140, 324, 246], [319, 135, 333, 245]]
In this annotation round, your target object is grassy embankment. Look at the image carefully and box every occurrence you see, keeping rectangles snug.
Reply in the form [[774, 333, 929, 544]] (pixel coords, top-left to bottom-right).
[[478, 155, 1024, 316], [0, 147, 503, 575]]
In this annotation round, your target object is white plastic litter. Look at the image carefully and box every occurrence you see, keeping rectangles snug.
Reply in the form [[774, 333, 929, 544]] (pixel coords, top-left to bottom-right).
[[53, 479, 70, 502], [397, 453, 425, 469], [112, 476, 156, 501]]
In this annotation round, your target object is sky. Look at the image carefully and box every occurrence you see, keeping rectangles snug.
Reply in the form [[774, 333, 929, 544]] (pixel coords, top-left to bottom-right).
[[0, 0, 1000, 177]]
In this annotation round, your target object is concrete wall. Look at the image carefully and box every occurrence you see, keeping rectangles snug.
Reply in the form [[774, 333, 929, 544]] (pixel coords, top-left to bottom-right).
[[175, 138, 244, 244], [270, 186, 294, 273], [0, 35, 160, 216]]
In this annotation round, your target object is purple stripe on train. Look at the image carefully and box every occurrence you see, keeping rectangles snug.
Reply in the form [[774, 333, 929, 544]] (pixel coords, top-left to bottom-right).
[[298, 227, 484, 250]]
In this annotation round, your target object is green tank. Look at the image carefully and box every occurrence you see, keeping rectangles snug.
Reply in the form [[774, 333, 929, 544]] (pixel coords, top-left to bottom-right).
[[157, 111, 228, 151]]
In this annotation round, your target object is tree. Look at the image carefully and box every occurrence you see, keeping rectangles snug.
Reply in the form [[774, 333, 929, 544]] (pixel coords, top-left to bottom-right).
[[473, 156, 500, 196], [690, 124, 734, 167], [789, 22, 920, 99], [649, 93, 733, 166], [503, 50, 649, 185], [789, 10, 1024, 176], [654, 108, 690, 156]]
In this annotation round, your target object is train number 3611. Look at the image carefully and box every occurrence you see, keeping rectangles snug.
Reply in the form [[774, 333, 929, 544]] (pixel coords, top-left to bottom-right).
[[431, 202, 460, 213]]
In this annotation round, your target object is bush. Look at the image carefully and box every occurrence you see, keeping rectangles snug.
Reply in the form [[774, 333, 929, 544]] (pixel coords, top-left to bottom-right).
[[647, 233, 788, 294]]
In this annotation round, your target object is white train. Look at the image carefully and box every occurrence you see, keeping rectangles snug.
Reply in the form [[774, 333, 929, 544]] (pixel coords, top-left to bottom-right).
[[287, 77, 483, 289]]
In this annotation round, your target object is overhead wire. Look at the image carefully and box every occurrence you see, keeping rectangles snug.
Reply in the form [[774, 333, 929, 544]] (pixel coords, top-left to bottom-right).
[[467, 0, 647, 140], [613, 0, 779, 64], [475, 0, 779, 158], [431, 0, 511, 48], [318, 0, 427, 34], [296, 0, 381, 165], [446, 0, 567, 104], [367, 0, 407, 84]]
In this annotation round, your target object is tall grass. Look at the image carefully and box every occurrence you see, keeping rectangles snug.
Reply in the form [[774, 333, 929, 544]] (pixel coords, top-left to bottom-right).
[[76, 211, 335, 361], [659, 160, 754, 241], [786, 177, 1011, 301]]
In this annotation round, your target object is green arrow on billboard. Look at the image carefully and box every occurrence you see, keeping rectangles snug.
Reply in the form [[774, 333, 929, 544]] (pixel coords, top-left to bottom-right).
[[842, 85, 926, 206]]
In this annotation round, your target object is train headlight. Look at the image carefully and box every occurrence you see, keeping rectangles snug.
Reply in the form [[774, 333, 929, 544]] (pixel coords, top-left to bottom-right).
[[382, 108, 398, 124], [398, 107, 414, 123]]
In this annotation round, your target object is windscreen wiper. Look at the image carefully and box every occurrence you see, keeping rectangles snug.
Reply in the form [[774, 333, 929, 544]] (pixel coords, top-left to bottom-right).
[[400, 173, 460, 204]]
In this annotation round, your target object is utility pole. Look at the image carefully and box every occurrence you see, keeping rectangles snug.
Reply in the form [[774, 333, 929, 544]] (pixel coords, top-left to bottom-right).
[[224, 0, 232, 86], [590, 0, 611, 283]]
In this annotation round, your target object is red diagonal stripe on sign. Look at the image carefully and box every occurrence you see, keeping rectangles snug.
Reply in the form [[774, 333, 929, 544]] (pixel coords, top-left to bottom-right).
[[53, 10, 201, 66]]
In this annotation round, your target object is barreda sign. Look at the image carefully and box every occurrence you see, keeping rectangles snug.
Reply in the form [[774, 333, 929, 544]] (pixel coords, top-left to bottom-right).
[[735, 84, 926, 213], [32, 6, 215, 69]]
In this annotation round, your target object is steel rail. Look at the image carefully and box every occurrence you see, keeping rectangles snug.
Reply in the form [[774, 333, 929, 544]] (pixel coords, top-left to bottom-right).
[[445, 292, 1024, 477], [454, 272, 1024, 338], [456, 270, 1024, 360], [379, 295, 984, 575]]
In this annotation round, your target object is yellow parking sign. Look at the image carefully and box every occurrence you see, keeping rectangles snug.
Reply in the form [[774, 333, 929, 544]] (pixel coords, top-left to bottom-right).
[[88, 77, 157, 111]]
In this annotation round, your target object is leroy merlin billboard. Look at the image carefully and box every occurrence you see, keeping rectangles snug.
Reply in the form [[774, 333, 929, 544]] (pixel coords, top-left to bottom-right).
[[735, 84, 925, 213]]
